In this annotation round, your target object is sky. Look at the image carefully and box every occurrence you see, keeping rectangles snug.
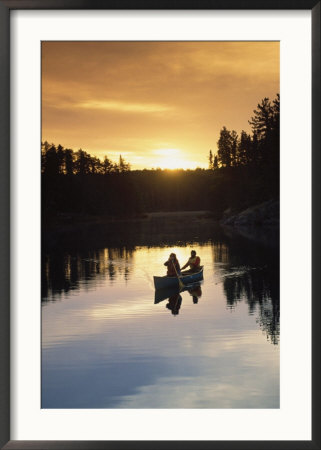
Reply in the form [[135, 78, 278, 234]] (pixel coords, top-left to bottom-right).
[[42, 41, 279, 170]]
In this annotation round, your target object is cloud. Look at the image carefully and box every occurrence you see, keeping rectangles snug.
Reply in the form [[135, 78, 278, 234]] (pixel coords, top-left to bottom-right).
[[77, 99, 172, 114]]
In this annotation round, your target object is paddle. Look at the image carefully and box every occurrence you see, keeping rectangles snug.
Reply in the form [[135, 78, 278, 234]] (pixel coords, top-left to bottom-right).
[[172, 260, 184, 290]]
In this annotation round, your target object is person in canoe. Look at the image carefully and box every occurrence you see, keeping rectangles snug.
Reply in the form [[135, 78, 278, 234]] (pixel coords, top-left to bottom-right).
[[181, 250, 201, 274], [164, 253, 181, 277]]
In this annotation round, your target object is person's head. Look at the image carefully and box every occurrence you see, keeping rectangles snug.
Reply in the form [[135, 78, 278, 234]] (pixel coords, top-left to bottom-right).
[[191, 250, 196, 257], [170, 253, 176, 260]]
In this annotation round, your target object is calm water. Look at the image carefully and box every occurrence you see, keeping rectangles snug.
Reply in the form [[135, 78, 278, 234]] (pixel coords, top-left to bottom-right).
[[42, 217, 279, 408]]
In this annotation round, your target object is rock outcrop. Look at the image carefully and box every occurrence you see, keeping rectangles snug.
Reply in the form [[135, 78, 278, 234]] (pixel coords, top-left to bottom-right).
[[221, 200, 279, 227]]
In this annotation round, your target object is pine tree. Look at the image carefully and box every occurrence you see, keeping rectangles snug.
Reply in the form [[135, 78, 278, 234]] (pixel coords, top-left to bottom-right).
[[213, 155, 218, 170], [237, 131, 252, 165], [230, 131, 238, 166], [249, 94, 280, 165], [56, 144, 65, 174], [118, 154, 131, 172], [65, 149, 74, 176], [102, 156, 113, 174], [217, 127, 234, 168], [208, 150, 214, 169]]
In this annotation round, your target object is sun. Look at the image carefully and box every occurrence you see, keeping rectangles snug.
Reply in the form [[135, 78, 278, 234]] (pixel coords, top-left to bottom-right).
[[153, 148, 195, 170], [157, 158, 192, 170]]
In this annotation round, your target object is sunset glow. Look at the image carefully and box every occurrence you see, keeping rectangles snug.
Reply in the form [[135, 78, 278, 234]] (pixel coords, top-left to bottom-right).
[[42, 41, 279, 170], [151, 148, 195, 170]]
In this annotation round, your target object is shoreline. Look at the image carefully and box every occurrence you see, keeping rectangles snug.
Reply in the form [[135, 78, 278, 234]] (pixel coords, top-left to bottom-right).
[[43, 210, 216, 230], [43, 204, 279, 235]]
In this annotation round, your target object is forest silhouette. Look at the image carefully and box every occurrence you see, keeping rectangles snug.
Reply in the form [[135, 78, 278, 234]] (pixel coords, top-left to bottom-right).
[[42, 94, 279, 223]]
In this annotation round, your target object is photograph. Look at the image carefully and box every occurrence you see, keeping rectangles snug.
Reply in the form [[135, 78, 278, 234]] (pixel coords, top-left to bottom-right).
[[41, 41, 280, 409]]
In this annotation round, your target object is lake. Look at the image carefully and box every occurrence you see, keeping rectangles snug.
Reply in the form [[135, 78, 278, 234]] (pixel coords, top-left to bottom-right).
[[42, 215, 279, 408]]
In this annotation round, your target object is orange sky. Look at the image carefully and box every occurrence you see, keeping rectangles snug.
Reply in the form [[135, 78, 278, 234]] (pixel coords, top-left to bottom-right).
[[42, 41, 279, 170]]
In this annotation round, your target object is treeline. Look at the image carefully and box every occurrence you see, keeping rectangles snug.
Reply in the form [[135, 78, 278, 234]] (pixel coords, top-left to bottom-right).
[[42, 143, 131, 176], [210, 94, 279, 170], [42, 94, 279, 222], [207, 94, 279, 216], [41, 143, 213, 218]]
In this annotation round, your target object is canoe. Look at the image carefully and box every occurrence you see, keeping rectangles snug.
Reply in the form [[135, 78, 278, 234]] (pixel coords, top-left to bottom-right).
[[154, 282, 202, 304], [153, 266, 204, 290]]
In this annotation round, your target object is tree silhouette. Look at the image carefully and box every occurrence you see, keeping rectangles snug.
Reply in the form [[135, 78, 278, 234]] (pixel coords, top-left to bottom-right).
[[217, 127, 232, 167], [248, 94, 280, 167], [65, 149, 74, 176], [213, 155, 218, 170], [237, 131, 252, 166], [102, 156, 114, 174], [118, 154, 131, 172], [43, 144, 59, 177], [56, 145, 65, 174], [230, 130, 238, 166], [208, 150, 213, 169]]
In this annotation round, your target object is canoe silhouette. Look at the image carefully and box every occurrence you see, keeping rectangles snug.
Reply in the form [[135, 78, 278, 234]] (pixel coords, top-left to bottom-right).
[[153, 266, 204, 290], [154, 282, 202, 304]]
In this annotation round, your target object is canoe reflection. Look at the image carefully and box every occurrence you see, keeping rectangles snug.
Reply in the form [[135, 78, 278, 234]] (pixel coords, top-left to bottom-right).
[[154, 282, 203, 315]]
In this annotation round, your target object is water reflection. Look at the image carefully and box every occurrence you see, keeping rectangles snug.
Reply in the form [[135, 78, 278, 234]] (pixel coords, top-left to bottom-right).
[[155, 283, 203, 316], [210, 231, 279, 345], [42, 220, 279, 344], [223, 267, 279, 344], [42, 219, 279, 408], [166, 293, 182, 315], [42, 247, 135, 301], [188, 284, 202, 304]]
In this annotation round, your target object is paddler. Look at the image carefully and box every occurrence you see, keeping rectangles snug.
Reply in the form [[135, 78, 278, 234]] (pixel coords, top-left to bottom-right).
[[164, 253, 181, 277], [181, 250, 201, 273]]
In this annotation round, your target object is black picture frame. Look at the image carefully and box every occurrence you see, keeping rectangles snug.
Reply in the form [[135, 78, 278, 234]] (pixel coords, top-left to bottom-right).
[[0, 1, 320, 449]]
